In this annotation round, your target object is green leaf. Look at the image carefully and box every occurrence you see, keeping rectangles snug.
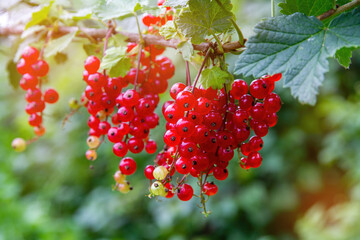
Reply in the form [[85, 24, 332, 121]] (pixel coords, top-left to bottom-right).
[[60, 8, 92, 20], [6, 60, 21, 89], [164, 0, 189, 8], [234, 8, 360, 105], [159, 21, 180, 40], [177, 40, 194, 61], [100, 47, 131, 78], [200, 66, 233, 89], [25, 2, 53, 29], [44, 30, 77, 58], [21, 25, 47, 39], [279, 0, 335, 16], [176, 0, 233, 44], [95, 0, 157, 20], [335, 47, 356, 69]]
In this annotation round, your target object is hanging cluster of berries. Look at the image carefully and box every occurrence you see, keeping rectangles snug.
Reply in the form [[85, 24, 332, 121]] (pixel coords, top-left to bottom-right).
[[142, 0, 173, 34], [82, 3, 175, 192], [11, 46, 59, 152], [144, 73, 282, 202]]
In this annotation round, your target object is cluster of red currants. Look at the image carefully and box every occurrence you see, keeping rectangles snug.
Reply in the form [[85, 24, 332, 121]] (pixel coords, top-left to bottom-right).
[[12, 46, 59, 152], [142, 0, 173, 34], [143, 73, 282, 201]]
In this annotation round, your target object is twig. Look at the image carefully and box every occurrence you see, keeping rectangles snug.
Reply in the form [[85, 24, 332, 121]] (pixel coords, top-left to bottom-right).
[[134, 44, 143, 91], [192, 48, 212, 92], [0, 25, 244, 54], [317, 0, 360, 21]]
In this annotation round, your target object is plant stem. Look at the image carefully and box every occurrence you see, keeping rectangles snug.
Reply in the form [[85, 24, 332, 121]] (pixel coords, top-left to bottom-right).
[[134, 44, 143, 91], [317, 0, 360, 20], [103, 23, 114, 56], [185, 61, 191, 86], [210, 31, 224, 53], [133, 12, 144, 45], [192, 48, 212, 92]]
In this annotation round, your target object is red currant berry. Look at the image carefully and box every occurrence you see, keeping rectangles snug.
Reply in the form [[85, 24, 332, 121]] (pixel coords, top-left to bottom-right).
[[84, 55, 100, 74], [43, 88, 59, 104], [203, 182, 218, 196], [144, 165, 155, 179], [177, 184, 193, 201], [213, 167, 229, 180], [119, 157, 137, 175]]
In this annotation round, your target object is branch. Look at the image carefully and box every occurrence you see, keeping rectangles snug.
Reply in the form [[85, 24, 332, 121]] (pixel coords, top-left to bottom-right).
[[317, 0, 360, 21], [0, 25, 244, 54]]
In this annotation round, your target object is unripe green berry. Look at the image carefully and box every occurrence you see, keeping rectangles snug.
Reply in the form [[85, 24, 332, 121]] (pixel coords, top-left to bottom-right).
[[150, 181, 166, 196], [114, 170, 126, 183], [68, 98, 80, 110], [153, 166, 168, 180], [11, 138, 26, 152], [118, 181, 132, 194], [86, 136, 100, 149]]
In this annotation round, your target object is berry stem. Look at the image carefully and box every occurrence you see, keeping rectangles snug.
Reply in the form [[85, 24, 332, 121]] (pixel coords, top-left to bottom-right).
[[62, 106, 82, 128], [26, 136, 40, 145], [185, 61, 191, 86], [103, 21, 114, 57], [192, 48, 212, 92], [133, 12, 144, 45], [134, 44, 143, 91], [210, 31, 224, 54]]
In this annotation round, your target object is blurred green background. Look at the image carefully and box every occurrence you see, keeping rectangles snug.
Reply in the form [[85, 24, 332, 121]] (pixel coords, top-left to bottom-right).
[[1, 0, 360, 239]]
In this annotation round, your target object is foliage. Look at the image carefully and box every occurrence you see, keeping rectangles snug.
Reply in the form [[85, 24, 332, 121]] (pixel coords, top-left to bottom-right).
[[1, 0, 360, 239]]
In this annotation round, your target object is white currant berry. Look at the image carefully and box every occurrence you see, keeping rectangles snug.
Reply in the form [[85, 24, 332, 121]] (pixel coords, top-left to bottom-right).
[[85, 149, 97, 161], [153, 166, 168, 180], [114, 170, 126, 183], [118, 181, 132, 193], [86, 136, 100, 149], [150, 181, 166, 196], [11, 138, 26, 152]]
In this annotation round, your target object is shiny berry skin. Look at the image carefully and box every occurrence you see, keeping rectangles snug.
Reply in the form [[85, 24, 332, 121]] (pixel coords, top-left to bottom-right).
[[195, 97, 211, 114], [145, 139, 157, 154], [31, 60, 49, 77], [249, 79, 269, 99], [144, 165, 155, 179], [17, 58, 32, 75], [117, 106, 135, 122], [185, 111, 203, 125], [265, 112, 278, 127], [170, 82, 186, 99], [250, 103, 266, 122], [85, 149, 97, 161], [164, 129, 181, 146], [28, 113, 42, 126], [87, 136, 100, 149], [203, 182, 218, 196], [176, 118, 195, 137], [164, 183, 175, 198], [119, 157, 137, 175], [213, 167, 229, 180], [20, 74, 38, 90], [122, 89, 140, 107], [179, 141, 197, 158], [191, 125, 209, 143], [253, 122, 269, 137], [34, 125, 46, 136], [203, 111, 222, 130], [113, 142, 128, 157], [175, 157, 191, 174], [22, 46, 39, 64], [153, 166, 168, 180], [264, 93, 281, 113], [107, 127, 123, 143], [249, 136, 263, 152], [230, 79, 248, 99], [25, 88, 42, 102], [240, 142, 251, 156], [176, 91, 196, 111], [11, 138, 27, 152], [177, 184, 193, 201], [233, 109, 249, 127], [218, 147, 234, 161], [239, 94, 254, 111], [142, 13, 156, 26], [127, 137, 144, 154], [98, 121, 111, 135], [43, 88, 59, 104], [164, 103, 182, 123], [84, 55, 100, 74], [247, 152, 262, 168]]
